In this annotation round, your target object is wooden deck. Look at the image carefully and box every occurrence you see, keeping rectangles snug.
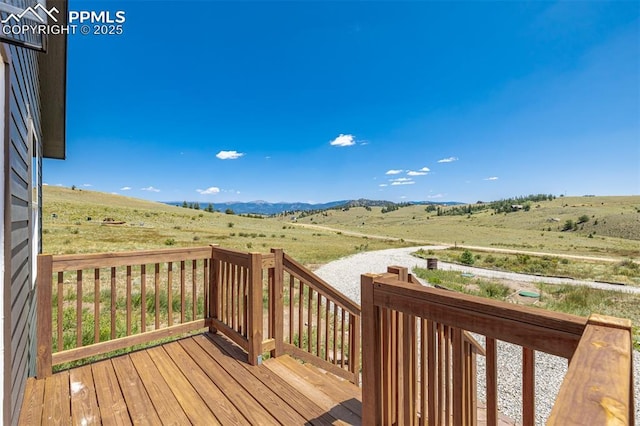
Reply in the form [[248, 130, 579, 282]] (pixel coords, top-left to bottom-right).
[[19, 333, 362, 425]]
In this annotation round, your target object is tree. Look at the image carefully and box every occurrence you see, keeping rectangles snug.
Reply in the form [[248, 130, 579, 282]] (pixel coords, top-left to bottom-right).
[[460, 250, 475, 265], [205, 203, 214, 213], [225, 208, 235, 215], [194, 202, 200, 210], [182, 201, 188, 208], [562, 219, 575, 231]]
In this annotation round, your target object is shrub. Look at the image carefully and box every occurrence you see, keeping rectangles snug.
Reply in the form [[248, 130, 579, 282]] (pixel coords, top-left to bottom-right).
[[577, 215, 590, 224], [460, 250, 474, 265], [164, 238, 176, 246]]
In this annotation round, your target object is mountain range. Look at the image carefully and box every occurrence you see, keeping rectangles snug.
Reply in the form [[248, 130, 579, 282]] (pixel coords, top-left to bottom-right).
[[163, 198, 463, 215]]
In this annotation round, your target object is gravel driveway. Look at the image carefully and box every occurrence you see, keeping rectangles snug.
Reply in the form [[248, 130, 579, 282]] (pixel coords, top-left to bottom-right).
[[313, 246, 640, 424]]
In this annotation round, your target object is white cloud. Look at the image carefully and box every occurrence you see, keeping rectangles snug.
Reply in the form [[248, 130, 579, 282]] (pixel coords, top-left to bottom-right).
[[426, 194, 444, 199], [329, 134, 356, 147], [438, 157, 458, 163], [385, 169, 403, 175], [141, 186, 160, 192], [407, 171, 428, 176], [379, 184, 388, 187], [419, 167, 430, 172], [83, 184, 92, 187], [390, 178, 415, 186], [43, 183, 49, 186], [120, 186, 132, 191], [216, 150, 245, 160], [484, 176, 499, 181], [196, 187, 221, 195]]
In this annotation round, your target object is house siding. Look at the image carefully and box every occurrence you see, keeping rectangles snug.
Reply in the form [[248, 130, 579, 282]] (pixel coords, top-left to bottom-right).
[[5, 39, 41, 425]]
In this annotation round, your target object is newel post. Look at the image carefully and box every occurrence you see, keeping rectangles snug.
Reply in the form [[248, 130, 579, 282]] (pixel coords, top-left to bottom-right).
[[247, 252, 264, 365], [269, 248, 284, 358], [361, 273, 382, 425], [208, 245, 219, 334], [36, 254, 53, 378]]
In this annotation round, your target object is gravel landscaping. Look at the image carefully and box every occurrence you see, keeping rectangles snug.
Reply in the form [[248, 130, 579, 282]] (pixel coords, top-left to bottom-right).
[[313, 246, 640, 424]]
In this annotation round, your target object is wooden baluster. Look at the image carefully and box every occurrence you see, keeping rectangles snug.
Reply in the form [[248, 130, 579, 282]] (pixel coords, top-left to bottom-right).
[[452, 328, 464, 426], [140, 264, 146, 333], [203, 259, 208, 320], [231, 262, 237, 330], [94, 268, 100, 343], [298, 282, 304, 349], [420, 319, 427, 426], [307, 286, 313, 353], [126, 266, 132, 336], [180, 260, 186, 324], [57, 271, 63, 351], [333, 303, 338, 365], [523, 347, 535, 426], [288, 274, 294, 344], [351, 312, 361, 386], [340, 308, 346, 369], [76, 270, 83, 347], [243, 266, 248, 336], [486, 337, 498, 426], [154, 263, 160, 330], [427, 319, 437, 426], [383, 308, 392, 424], [316, 293, 322, 357], [167, 262, 173, 327], [324, 299, 330, 361], [192, 259, 197, 321], [110, 268, 116, 340]]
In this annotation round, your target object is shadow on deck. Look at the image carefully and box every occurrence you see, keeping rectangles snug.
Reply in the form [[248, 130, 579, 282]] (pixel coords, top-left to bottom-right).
[[19, 333, 362, 425]]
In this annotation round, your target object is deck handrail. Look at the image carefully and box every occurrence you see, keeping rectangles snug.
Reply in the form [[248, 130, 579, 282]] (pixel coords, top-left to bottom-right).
[[360, 272, 634, 425]]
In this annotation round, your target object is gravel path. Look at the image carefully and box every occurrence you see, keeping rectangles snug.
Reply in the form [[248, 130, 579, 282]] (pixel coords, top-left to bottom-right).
[[313, 246, 640, 424]]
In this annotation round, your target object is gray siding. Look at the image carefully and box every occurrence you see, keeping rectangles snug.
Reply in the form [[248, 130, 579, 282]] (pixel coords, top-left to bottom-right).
[[7, 38, 41, 425]]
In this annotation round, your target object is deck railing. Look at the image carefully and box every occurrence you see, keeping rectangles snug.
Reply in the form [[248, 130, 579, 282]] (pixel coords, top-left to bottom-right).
[[36, 247, 213, 377], [360, 270, 635, 425], [36, 246, 361, 385], [281, 252, 361, 384]]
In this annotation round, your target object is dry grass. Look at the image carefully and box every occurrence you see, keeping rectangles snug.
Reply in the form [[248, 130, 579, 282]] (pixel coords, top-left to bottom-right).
[[43, 186, 413, 264]]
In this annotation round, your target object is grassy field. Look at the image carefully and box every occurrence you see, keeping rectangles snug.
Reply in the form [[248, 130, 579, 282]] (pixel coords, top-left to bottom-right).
[[43, 187, 639, 351], [42, 186, 413, 264], [283, 195, 640, 260]]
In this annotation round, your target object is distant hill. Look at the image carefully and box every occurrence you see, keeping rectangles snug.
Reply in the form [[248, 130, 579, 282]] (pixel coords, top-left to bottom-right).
[[163, 199, 463, 215]]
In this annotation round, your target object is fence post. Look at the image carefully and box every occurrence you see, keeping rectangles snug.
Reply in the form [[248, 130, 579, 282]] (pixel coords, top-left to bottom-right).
[[247, 252, 264, 365], [36, 254, 53, 378], [361, 273, 382, 424], [208, 245, 219, 334], [270, 248, 284, 358]]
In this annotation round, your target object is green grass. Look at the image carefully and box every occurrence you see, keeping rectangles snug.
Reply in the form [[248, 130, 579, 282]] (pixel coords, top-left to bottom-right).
[[414, 247, 640, 286]]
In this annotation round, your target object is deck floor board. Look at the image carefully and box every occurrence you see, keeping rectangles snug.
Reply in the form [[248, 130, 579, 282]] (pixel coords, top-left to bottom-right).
[[19, 333, 363, 425]]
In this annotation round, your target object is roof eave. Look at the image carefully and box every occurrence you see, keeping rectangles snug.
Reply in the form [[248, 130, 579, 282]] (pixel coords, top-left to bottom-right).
[[39, 0, 67, 160]]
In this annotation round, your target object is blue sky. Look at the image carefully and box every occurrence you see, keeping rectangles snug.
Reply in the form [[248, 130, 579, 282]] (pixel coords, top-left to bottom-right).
[[44, 1, 639, 204]]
